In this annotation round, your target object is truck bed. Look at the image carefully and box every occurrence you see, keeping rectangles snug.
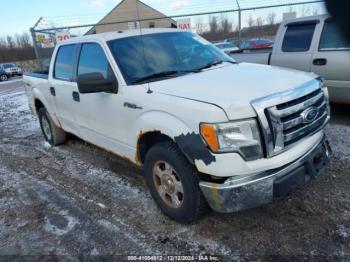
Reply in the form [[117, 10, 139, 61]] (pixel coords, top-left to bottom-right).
[[231, 48, 272, 65], [24, 71, 49, 79]]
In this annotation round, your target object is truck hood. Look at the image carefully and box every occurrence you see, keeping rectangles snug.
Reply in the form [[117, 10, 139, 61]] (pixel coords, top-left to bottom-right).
[[150, 62, 317, 120]]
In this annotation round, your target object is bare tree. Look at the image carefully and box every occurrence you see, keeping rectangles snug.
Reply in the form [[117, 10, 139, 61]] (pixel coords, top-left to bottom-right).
[[220, 15, 232, 33], [6, 36, 15, 49], [267, 12, 276, 25], [20, 33, 31, 47], [256, 17, 264, 27], [247, 14, 255, 28], [195, 18, 205, 34], [0, 33, 36, 63], [209, 16, 219, 33]]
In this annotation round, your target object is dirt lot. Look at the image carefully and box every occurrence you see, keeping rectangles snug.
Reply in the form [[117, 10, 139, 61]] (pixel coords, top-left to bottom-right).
[[0, 81, 349, 260]]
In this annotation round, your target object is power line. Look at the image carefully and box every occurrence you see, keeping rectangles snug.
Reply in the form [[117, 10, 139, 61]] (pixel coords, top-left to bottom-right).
[[34, 0, 325, 31]]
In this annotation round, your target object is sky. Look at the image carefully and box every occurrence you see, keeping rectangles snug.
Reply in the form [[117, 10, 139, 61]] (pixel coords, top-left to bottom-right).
[[0, 0, 327, 37]]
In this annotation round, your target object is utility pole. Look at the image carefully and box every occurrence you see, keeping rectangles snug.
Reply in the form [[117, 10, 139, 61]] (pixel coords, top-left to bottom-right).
[[236, 0, 241, 45], [30, 17, 43, 70]]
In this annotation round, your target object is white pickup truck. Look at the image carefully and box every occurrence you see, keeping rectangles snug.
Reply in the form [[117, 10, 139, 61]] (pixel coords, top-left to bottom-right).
[[24, 29, 332, 223], [232, 15, 350, 104]]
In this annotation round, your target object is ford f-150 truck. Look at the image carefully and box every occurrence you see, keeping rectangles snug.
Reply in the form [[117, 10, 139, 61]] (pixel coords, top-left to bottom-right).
[[231, 15, 350, 104], [24, 29, 332, 223]]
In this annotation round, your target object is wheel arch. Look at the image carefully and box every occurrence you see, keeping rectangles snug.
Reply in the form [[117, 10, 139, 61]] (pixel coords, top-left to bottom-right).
[[32, 93, 61, 128], [133, 111, 216, 168]]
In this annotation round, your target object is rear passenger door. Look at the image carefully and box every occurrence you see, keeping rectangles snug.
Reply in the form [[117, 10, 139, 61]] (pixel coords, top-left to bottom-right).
[[50, 44, 82, 135], [271, 20, 318, 72], [311, 18, 350, 103]]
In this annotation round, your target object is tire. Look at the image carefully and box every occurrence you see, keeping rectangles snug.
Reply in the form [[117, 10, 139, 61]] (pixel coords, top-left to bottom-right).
[[38, 108, 66, 146], [144, 142, 209, 223], [0, 74, 8, 81]]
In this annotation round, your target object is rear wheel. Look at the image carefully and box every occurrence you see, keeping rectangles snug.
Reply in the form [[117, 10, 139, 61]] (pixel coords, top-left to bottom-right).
[[38, 108, 66, 146], [144, 142, 209, 223], [0, 74, 8, 81]]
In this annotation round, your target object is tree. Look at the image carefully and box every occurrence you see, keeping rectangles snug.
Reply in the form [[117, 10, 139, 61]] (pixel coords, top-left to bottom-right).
[[0, 33, 36, 63], [247, 14, 255, 28], [267, 12, 276, 25], [256, 17, 264, 27], [220, 15, 232, 33], [209, 16, 219, 33], [195, 18, 205, 34], [6, 36, 15, 49]]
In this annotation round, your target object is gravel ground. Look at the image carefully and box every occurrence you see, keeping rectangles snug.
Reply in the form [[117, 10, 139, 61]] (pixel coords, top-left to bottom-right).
[[0, 84, 349, 260]]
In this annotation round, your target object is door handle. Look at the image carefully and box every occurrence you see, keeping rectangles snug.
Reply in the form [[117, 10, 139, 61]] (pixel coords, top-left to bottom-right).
[[50, 87, 56, 96], [72, 91, 80, 102], [313, 58, 327, 66]]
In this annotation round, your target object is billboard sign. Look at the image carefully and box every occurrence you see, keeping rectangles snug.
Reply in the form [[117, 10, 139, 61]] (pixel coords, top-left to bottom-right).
[[36, 34, 54, 48]]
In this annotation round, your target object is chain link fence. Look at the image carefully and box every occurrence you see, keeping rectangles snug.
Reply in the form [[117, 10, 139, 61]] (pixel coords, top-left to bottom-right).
[[30, 0, 326, 70]]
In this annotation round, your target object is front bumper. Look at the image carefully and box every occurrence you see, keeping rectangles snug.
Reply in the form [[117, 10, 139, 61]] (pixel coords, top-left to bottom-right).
[[199, 137, 332, 213]]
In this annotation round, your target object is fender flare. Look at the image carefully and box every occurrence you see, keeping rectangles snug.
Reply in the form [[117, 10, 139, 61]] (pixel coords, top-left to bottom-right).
[[32, 89, 61, 127], [132, 111, 216, 166]]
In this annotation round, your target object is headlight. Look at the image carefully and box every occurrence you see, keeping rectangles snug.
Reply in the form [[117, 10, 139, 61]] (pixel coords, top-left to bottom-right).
[[319, 77, 329, 102], [319, 77, 331, 115], [200, 119, 263, 160]]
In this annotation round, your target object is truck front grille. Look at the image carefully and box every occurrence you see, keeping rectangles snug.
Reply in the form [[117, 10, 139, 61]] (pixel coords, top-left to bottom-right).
[[266, 88, 328, 152], [251, 79, 330, 158]]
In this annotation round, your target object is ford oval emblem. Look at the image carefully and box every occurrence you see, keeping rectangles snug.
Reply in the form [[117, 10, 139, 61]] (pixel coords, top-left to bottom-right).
[[301, 107, 319, 124]]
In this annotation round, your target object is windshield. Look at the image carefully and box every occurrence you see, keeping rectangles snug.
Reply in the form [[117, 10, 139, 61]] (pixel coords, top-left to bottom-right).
[[108, 32, 235, 85]]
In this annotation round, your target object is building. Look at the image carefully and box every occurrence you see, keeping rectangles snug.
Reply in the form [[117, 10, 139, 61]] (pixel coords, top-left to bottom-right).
[[86, 0, 177, 34]]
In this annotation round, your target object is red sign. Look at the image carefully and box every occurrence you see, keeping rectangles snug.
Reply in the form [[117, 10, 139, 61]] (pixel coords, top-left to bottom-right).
[[177, 19, 191, 31], [56, 32, 71, 42]]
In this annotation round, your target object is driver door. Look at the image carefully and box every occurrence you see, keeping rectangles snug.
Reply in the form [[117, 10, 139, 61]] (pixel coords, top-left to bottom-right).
[[73, 42, 138, 157]]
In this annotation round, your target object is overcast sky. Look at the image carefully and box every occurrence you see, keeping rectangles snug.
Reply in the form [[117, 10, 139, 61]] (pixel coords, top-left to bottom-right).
[[0, 0, 326, 37]]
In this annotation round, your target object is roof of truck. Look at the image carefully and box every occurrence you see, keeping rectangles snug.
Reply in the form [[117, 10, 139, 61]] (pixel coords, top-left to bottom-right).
[[280, 14, 330, 27], [58, 28, 185, 46]]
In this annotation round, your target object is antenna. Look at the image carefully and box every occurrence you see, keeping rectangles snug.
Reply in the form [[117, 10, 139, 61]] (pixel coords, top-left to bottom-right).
[[135, 0, 153, 94]]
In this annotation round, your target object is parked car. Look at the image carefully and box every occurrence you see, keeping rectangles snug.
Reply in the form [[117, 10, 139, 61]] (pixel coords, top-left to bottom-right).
[[0, 67, 10, 81], [1, 63, 23, 76], [240, 39, 274, 49], [232, 15, 350, 104], [214, 42, 239, 54], [24, 29, 331, 223]]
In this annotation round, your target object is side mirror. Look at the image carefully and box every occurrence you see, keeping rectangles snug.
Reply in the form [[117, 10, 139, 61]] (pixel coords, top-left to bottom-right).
[[77, 72, 118, 94]]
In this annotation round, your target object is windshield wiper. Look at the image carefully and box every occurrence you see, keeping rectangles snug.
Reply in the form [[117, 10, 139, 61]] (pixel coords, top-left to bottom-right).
[[132, 70, 198, 84], [196, 60, 224, 71], [194, 60, 236, 72], [132, 71, 180, 84], [131, 60, 237, 84]]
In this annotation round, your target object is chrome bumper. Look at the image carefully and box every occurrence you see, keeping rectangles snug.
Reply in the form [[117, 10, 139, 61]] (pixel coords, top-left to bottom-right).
[[199, 137, 332, 213]]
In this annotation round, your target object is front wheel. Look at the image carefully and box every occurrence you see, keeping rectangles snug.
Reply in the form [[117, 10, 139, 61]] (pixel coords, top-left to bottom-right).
[[144, 142, 209, 223], [0, 74, 8, 81]]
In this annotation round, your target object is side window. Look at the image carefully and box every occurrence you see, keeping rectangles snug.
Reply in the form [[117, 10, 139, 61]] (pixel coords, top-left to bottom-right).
[[319, 20, 350, 51], [282, 23, 316, 52], [78, 43, 112, 81], [54, 45, 76, 81]]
